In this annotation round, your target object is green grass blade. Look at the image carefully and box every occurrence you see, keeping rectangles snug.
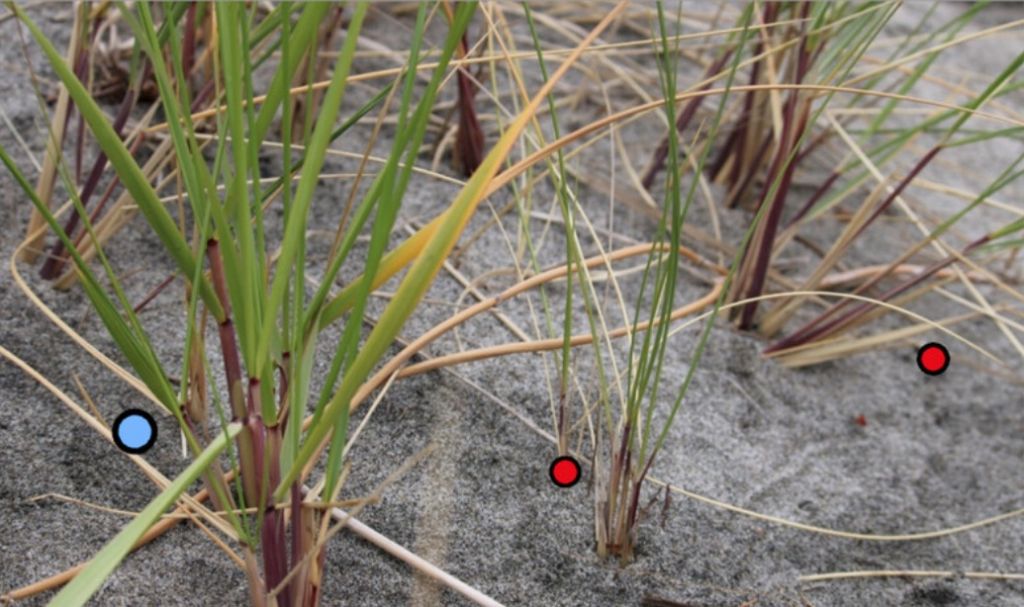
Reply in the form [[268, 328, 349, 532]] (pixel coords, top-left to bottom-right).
[[256, 1, 369, 369], [0, 143, 180, 412], [47, 424, 241, 607], [320, 1, 455, 499], [216, 2, 262, 371], [253, 3, 332, 144]]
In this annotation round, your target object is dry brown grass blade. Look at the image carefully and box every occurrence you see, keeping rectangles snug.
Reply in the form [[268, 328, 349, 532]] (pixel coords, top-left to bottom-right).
[[19, 2, 85, 263], [817, 263, 997, 289], [397, 280, 722, 379], [351, 242, 721, 408], [771, 310, 984, 368], [800, 570, 1024, 583], [843, 17, 1024, 89], [760, 178, 890, 336], [496, 83, 1024, 194]]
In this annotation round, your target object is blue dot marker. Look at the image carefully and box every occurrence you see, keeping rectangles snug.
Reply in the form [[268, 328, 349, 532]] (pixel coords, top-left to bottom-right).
[[112, 409, 157, 454]]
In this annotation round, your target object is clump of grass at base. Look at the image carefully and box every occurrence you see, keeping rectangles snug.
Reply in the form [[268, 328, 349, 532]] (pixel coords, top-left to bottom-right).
[[4, 2, 476, 604], [591, 3, 750, 562], [640, 1, 1024, 368]]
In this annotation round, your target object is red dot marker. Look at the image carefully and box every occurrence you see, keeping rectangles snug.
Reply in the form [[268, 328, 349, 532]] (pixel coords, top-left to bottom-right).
[[549, 455, 581, 488], [916, 342, 950, 376]]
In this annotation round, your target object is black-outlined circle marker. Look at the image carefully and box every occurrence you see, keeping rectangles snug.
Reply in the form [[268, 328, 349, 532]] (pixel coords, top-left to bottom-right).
[[112, 409, 158, 454], [916, 342, 950, 376], [549, 455, 582, 488]]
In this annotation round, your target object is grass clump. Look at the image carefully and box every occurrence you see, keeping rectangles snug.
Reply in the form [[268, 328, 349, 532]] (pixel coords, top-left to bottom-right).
[[5, 2, 482, 604]]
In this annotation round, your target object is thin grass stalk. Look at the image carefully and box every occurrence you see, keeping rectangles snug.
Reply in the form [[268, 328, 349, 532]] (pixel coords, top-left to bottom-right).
[[260, 420, 290, 605], [726, 2, 903, 330], [620, 4, 759, 561], [56, 134, 175, 288], [448, 3, 484, 177], [713, 2, 781, 207], [601, 2, 746, 562], [182, 2, 198, 82], [641, 46, 735, 190], [522, 1, 613, 459], [70, 19, 92, 185], [207, 238, 261, 512], [734, 30, 812, 328]]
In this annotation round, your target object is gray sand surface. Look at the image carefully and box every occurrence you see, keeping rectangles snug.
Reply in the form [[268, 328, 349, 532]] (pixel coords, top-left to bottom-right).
[[1, 3, 1023, 606]]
